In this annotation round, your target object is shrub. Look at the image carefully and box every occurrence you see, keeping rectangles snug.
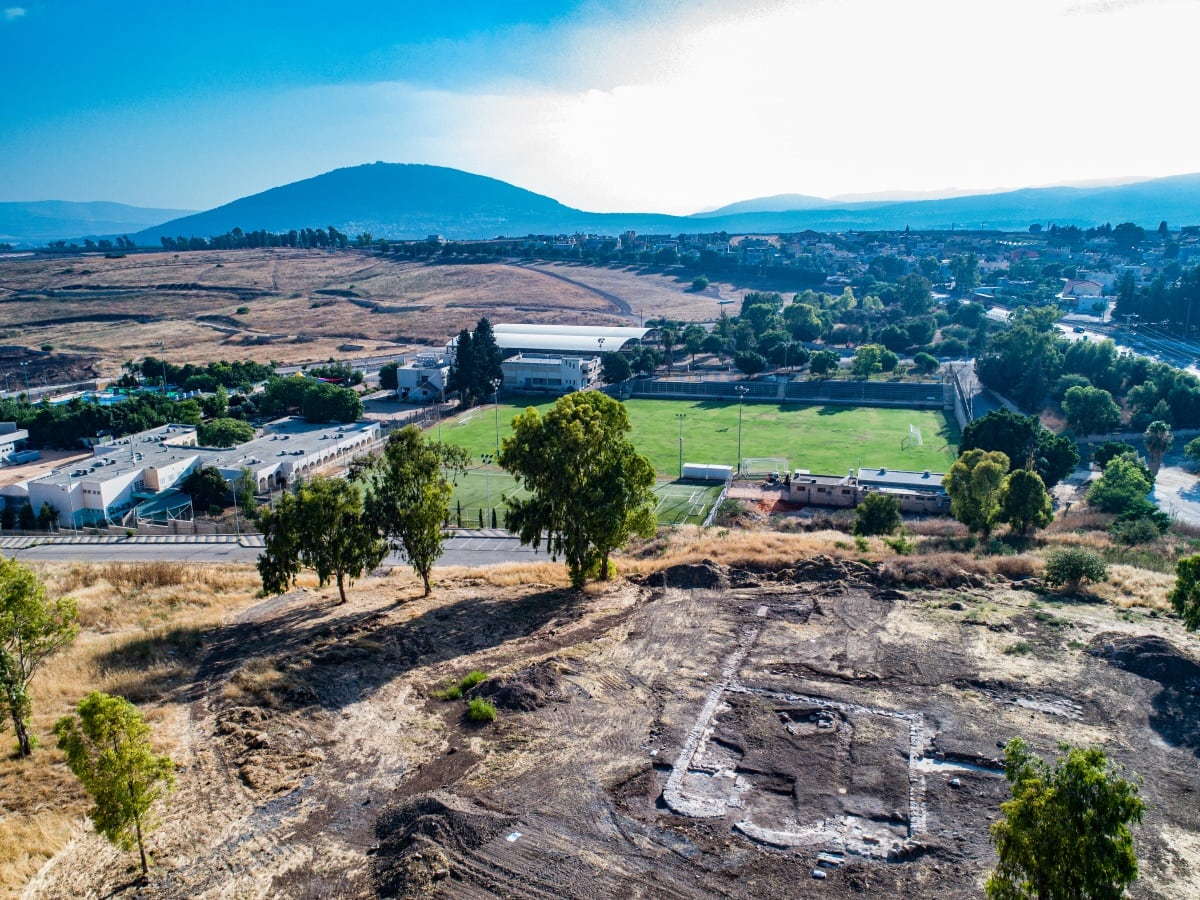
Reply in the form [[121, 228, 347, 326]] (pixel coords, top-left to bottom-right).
[[854, 492, 901, 536], [1004, 641, 1034, 656], [433, 670, 489, 701], [459, 670, 488, 690], [465, 698, 496, 724], [235, 306, 250, 315], [431, 683, 462, 701], [1043, 547, 1108, 592]]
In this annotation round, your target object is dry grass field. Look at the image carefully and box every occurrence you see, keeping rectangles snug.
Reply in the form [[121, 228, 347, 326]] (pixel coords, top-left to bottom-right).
[[5, 523, 1200, 899], [0, 250, 730, 384]]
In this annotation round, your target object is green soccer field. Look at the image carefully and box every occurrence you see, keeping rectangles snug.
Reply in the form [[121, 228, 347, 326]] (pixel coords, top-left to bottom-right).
[[435, 395, 959, 478], [447, 470, 723, 527]]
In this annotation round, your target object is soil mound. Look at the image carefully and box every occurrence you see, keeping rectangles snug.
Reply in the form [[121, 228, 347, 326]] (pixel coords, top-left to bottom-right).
[[648, 559, 729, 590], [372, 792, 516, 898], [1089, 634, 1200, 685], [773, 554, 875, 585], [475, 662, 567, 711]]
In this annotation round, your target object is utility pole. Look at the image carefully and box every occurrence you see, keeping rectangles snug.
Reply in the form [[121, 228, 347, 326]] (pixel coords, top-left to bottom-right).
[[735, 385, 749, 476], [675, 413, 686, 478]]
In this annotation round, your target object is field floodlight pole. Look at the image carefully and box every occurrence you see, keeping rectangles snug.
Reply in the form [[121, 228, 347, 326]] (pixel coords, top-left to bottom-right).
[[675, 413, 686, 478], [482, 453, 493, 524], [159, 341, 167, 395], [20, 361, 30, 394], [735, 385, 749, 476], [492, 378, 501, 456]]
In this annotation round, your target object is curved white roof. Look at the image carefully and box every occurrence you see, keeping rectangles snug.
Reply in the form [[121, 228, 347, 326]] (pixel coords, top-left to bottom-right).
[[493, 324, 651, 340], [494, 333, 640, 353]]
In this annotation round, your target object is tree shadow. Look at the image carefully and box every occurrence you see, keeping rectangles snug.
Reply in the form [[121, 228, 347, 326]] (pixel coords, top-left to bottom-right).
[[816, 406, 853, 416], [113, 586, 599, 715]]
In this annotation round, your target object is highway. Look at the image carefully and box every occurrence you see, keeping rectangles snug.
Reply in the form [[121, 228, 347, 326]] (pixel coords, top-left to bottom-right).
[[0, 530, 544, 567]]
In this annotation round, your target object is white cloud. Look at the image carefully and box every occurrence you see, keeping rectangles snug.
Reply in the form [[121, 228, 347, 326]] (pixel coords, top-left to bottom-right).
[[3, 7, 26, 21]]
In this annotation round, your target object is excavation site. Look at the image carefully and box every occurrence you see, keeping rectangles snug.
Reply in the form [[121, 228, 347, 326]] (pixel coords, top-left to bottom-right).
[[19, 553, 1200, 899]]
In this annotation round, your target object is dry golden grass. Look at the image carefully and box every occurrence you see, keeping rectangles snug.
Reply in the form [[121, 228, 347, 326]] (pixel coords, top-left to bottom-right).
[[1, 250, 663, 379], [1096, 564, 1174, 610], [0, 562, 262, 897]]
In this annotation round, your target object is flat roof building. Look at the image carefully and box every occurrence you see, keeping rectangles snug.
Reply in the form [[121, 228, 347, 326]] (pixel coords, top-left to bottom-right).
[[2, 418, 379, 528]]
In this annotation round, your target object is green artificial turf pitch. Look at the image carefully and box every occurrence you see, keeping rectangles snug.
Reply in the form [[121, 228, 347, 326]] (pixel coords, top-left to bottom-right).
[[436, 396, 959, 478]]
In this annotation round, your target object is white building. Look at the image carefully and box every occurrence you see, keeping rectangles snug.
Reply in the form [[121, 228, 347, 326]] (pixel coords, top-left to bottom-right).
[[500, 353, 600, 394], [0, 422, 31, 463], [393, 353, 450, 402], [447, 323, 654, 361], [2, 418, 379, 527]]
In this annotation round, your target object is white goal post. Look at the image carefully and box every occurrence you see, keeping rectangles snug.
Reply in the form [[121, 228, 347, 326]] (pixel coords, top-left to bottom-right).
[[901, 424, 923, 450], [740, 457, 788, 479]]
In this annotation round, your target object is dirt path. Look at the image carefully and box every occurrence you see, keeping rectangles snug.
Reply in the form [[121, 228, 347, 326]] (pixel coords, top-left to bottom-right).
[[508, 262, 635, 321]]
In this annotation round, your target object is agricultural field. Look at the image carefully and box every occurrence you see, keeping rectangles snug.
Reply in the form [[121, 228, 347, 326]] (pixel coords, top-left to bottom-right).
[[436, 396, 959, 478]]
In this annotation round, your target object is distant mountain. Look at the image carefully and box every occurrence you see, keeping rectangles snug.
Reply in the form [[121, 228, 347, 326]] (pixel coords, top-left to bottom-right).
[[122, 164, 1200, 245], [695, 193, 831, 217], [133, 163, 674, 244], [682, 174, 1200, 232], [0, 201, 196, 245]]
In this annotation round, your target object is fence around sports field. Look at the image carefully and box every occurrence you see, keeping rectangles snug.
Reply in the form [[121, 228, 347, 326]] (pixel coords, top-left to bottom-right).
[[620, 377, 953, 409], [447, 470, 724, 529]]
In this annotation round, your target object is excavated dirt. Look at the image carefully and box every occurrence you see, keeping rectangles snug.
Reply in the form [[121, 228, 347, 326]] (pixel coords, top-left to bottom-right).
[[21, 564, 1200, 898]]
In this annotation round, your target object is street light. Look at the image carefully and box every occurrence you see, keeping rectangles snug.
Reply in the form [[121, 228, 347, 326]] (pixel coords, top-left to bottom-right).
[[20, 361, 31, 394], [675, 413, 686, 478], [735, 385, 749, 477]]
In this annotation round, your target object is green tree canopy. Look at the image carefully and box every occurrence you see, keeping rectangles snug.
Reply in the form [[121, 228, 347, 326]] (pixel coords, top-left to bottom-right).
[[960, 409, 1079, 488], [987, 738, 1143, 900], [55, 691, 176, 875], [1143, 420, 1173, 473], [257, 475, 388, 604], [379, 361, 400, 393], [1169, 555, 1200, 631], [733, 350, 767, 376], [448, 317, 504, 408], [912, 352, 940, 375], [809, 349, 840, 377], [181, 466, 229, 512], [998, 469, 1053, 535], [1062, 385, 1121, 436], [301, 380, 363, 423], [851, 344, 884, 378], [499, 392, 657, 588], [1044, 547, 1109, 593], [1088, 454, 1153, 514], [601, 351, 633, 384], [853, 492, 901, 536], [355, 426, 469, 596], [1, 558, 78, 757], [943, 449, 1010, 536], [197, 417, 255, 448]]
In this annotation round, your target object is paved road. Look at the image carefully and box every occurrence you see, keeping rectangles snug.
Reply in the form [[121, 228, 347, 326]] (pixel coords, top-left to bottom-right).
[[0, 530, 544, 567]]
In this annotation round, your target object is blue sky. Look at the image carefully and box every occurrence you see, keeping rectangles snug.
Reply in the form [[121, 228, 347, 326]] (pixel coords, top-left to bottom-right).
[[2, 0, 1198, 214]]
